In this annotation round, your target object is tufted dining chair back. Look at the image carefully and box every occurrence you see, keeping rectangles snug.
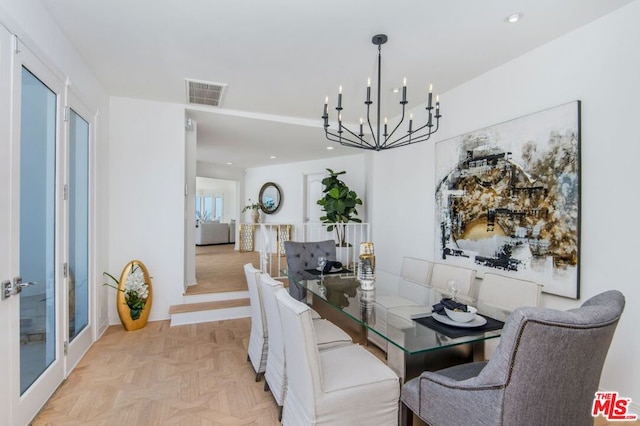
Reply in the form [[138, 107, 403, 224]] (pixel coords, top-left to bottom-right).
[[284, 240, 336, 301]]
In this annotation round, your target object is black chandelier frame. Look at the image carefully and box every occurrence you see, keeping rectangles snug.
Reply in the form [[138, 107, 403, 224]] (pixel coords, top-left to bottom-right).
[[322, 34, 442, 151]]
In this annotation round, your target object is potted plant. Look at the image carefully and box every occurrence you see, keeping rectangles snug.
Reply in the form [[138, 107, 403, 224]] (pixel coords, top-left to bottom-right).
[[317, 168, 363, 250], [242, 199, 264, 223]]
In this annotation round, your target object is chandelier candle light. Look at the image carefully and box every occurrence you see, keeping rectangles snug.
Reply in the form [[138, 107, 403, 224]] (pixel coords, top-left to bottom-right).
[[322, 34, 442, 151]]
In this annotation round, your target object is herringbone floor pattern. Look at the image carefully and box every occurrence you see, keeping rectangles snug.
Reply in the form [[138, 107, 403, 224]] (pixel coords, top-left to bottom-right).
[[189, 244, 260, 294], [33, 319, 280, 425]]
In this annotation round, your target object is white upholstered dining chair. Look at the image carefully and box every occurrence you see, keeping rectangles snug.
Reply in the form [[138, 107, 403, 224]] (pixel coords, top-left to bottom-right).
[[276, 289, 400, 425], [369, 257, 433, 352], [477, 272, 543, 360], [430, 262, 478, 305], [244, 263, 268, 382], [259, 274, 352, 419], [477, 272, 542, 321]]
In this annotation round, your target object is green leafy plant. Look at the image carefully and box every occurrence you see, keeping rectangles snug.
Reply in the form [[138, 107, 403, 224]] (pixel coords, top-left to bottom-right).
[[196, 210, 212, 222], [242, 199, 264, 212], [317, 168, 362, 247], [103, 267, 149, 320]]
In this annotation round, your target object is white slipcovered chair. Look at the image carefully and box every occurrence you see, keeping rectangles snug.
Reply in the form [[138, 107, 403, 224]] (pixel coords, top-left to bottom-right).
[[369, 257, 433, 352], [276, 289, 400, 425], [430, 262, 478, 305], [259, 274, 352, 419], [244, 263, 268, 381], [477, 272, 543, 321], [477, 272, 543, 360]]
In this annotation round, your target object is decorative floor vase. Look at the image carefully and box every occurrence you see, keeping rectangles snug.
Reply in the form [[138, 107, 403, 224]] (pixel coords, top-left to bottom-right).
[[117, 260, 153, 331]]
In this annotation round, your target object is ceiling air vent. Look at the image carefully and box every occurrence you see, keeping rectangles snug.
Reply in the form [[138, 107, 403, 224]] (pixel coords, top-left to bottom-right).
[[185, 79, 227, 107]]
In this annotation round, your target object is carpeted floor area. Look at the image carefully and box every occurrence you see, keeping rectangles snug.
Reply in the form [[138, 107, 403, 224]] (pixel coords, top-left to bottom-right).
[[188, 244, 260, 294]]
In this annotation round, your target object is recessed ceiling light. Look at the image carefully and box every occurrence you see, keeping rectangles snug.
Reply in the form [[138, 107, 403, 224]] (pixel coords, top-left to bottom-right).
[[226, 162, 232, 165], [505, 13, 522, 24], [270, 155, 276, 159], [327, 146, 334, 150]]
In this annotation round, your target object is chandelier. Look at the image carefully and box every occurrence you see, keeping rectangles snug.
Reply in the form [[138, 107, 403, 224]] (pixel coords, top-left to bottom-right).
[[322, 34, 441, 151]]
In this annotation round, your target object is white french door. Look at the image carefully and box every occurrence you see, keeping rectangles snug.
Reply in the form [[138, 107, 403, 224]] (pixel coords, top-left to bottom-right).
[[64, 93, 93, 371], [0, 31, 94, 425], [0, 22, 14, 425]]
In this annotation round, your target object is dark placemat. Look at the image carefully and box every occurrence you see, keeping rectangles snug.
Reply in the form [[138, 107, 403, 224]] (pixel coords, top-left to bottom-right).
[[304, 268, 352, 276], [413, 314, 504, 339]]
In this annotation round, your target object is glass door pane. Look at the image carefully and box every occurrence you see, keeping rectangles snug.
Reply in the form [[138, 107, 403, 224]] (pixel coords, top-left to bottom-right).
[[203, 196, 213, 220], [215, 196, 223, 220], [68, 109, 89, 341], [19, 66, 57, 394], [195, 195, 201, 220]]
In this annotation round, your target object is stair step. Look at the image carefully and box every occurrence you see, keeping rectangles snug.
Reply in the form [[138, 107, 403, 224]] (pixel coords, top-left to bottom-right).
[[182, 290, 249, 304], [169, 297, 251, 326], [169, 298, 250, 314]]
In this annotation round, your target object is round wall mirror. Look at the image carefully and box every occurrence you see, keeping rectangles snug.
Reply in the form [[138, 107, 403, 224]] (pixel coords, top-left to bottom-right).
[[259, 182, 282, 214]]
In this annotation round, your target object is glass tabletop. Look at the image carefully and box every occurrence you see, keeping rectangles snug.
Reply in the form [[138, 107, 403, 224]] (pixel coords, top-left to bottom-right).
[[285, 270, 503, 356]]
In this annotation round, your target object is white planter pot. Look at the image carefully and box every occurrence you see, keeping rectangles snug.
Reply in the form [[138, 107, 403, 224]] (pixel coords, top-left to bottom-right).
[[335, 245, 354, 269]]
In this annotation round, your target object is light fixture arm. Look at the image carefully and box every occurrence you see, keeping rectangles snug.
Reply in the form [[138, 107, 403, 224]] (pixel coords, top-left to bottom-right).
[[322, 34, 442, 151]]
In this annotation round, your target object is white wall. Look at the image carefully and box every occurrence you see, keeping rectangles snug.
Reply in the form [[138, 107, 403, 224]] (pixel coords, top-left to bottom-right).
[[185, 121, 197, 288], [243, 154, 368, 226], [371, 1, 640, 405], [108, 97, 186, 322]]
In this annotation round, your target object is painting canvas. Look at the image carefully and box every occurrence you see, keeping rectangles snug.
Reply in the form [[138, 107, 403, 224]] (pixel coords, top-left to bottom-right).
[[435, 101, 581, 298]]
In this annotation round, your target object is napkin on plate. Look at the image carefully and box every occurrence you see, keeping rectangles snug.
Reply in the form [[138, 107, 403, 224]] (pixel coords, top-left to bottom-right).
[[432, 298, 468, 315], [322, 260, 343, 274]]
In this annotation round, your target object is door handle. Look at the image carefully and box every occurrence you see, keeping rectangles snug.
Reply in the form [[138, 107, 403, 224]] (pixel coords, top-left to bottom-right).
[[1, 277, 37, 300]]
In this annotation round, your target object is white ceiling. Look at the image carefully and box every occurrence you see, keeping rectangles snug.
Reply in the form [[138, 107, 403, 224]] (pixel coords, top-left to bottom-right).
[[42, 0, 633, 170]]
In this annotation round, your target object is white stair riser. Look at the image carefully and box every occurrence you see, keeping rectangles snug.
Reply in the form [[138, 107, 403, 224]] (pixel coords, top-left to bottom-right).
[[182, 290, 249, 304], [170, 306, 250, 326]]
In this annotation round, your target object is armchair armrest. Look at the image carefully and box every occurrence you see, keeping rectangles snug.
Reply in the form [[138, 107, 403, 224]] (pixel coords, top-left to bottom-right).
[[402, 362, 504, 425]]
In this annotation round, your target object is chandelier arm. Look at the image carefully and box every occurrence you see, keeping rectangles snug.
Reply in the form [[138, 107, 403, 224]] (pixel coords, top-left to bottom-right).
[[397, 120, 440, 145], [384, 116, 440, 148], [365, 103, 379, 149], [325, 127, 374, 148], [382, 108, 407, 149], [328, 133, 376, 149], [340, 124, 377, 149]]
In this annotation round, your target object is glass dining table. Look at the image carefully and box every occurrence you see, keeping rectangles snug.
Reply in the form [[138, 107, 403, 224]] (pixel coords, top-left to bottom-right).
[[285, 270, 504, 383]]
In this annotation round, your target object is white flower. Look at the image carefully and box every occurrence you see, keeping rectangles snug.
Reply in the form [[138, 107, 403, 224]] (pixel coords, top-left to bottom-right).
[[125, 268, 149, 300]]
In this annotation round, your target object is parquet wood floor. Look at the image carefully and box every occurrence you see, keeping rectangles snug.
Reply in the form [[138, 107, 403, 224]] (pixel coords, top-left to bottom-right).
[[33, 319, 280, 425], [31, 317, 636, 426], [189, 244, 259, 294]]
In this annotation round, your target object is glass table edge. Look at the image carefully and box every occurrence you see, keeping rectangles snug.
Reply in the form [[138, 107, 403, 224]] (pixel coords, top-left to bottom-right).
[[284, 270, 504, 356]]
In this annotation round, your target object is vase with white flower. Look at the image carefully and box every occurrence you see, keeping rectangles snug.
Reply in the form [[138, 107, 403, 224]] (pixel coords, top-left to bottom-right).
[[242, 199, 264, 223], [104, 260, 153, 331]]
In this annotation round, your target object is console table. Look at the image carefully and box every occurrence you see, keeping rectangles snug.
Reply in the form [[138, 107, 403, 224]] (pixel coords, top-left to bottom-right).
[[239, 223, 293, 255]]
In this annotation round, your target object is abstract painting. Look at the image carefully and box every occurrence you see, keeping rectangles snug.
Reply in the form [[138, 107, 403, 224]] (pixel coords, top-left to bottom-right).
[[435, 101, 581, 298]]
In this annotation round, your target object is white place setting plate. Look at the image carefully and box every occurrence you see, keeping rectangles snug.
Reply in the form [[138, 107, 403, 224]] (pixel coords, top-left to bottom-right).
[[432, 312, 488, 328], [316, 266, 343, 273]]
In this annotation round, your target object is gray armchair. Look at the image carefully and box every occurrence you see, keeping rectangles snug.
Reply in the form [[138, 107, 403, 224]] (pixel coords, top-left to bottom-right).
[[401, 290, 625, 426], [284, 240, 336, 301]]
